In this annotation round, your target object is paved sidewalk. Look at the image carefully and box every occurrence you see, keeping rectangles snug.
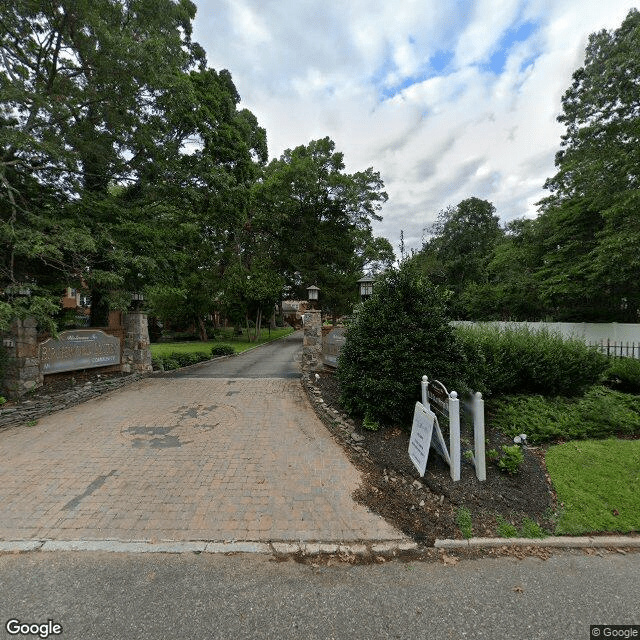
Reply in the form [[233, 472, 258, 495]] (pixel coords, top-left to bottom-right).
[[0, 376, 403, 543]]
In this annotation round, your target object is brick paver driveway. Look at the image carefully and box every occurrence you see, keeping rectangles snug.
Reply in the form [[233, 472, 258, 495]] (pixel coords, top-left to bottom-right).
[[0, 334, 403, 543]]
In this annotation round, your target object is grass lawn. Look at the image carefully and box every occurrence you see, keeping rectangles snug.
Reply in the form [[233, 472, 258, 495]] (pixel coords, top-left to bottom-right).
[[150, 327, 295, 358], [545, 438, 640, 534]]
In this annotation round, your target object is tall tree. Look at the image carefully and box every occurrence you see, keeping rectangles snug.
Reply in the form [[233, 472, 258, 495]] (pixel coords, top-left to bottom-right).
[[0, 0, 205, 329], [417, 197, 503, 318], [254, 137, 391, 317], [536, 8, 640, 321]]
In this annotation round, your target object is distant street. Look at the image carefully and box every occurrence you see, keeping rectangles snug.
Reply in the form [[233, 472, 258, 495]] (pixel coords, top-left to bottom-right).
[[1, 550, 639, 640], [166, 330, 303, 379]]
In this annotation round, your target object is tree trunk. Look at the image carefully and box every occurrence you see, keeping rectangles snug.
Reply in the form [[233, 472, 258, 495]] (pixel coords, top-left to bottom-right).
[[197, 316, 207, 342]]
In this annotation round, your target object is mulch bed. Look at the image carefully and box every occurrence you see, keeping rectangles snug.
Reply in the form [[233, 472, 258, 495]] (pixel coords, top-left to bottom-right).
[[306, 371, 556, 546]]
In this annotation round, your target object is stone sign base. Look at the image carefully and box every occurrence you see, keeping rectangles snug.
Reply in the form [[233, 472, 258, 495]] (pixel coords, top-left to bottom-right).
[[1, 312, 153, 399]]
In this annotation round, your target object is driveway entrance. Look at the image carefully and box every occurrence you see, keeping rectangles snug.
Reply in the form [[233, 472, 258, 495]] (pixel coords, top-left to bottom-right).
[[0, 333, 404, 544]]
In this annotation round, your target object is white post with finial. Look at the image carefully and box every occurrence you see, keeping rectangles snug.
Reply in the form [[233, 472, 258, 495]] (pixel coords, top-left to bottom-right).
[[449, 391, 460, 482], [474, 391, 486, 481], [421, 375, 429, 410]]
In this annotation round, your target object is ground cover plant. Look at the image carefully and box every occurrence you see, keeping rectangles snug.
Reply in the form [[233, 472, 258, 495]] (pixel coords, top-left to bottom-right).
[[545, 439, 640, 534], [489, 386, 640, 444]]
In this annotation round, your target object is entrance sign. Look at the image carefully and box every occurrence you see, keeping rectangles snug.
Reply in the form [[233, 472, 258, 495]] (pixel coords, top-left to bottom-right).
[[421, 376, 461, 482], [40, 330, 120, 374], [418, 375, 486, 482], [409, 402, 436, 476], [322, 327, 346, 368]]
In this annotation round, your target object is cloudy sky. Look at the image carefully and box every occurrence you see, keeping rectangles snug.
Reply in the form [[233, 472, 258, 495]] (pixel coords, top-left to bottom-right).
[[192, 0, 637, 254]]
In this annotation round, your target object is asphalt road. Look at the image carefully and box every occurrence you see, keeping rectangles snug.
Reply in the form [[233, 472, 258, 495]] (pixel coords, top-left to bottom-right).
[[1, 550, 639, 640], [166, 330, 303, 379]]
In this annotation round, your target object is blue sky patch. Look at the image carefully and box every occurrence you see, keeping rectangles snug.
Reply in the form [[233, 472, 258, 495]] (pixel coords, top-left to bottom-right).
[[484, 20, 540, 74], [430, 50, 455, 73]]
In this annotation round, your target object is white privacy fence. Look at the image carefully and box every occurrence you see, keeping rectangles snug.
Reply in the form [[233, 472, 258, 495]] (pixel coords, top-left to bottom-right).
[[452, 321, 640, 359], [409, 375, 486, 482]]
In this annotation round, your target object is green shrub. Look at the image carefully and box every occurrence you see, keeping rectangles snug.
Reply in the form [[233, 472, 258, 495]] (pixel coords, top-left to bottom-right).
[[160, 356, 179, 370], [456, 507, 473, 539], [172, 351, 209, 367], [604, 358, 640, 393], [336, 266, 464, 427], [496, 515, 518, 538], [454, 324, 607, 397], [497, 445, 524, 475], [211, 345, 235, 357], [0, 345, 7, 392], [490, 386, 640, 444], [520, 516, 548, 538], [362, 414, 381, 431]]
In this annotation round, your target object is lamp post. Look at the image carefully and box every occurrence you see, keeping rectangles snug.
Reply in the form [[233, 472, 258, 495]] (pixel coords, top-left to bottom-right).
[[131, 292, 144, 311], [306, 285, 320, 311], [357, 275, 374, 302]]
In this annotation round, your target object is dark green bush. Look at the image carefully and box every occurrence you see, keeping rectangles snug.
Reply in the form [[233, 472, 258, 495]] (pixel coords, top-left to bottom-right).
[[154, 351, 210, 370], [211, 345, 235, 357], [336, 266, 464, 428], [603, 358, 640, 393], [454, 324, 607, 396], [174, 351, 209, 367], [0, 346, 7, 391], [159, 356, 179, 370]]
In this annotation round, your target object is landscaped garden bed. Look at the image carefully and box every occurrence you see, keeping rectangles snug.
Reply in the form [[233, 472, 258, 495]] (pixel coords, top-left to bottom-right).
[[306, 369, 640, 544], [312, 266, 640, 544]]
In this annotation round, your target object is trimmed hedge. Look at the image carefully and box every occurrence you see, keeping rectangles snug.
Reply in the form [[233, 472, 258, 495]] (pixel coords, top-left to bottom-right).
[[210, 345, 235, 357], [152, 350, 211, 371], [454, 324, 608, 397]]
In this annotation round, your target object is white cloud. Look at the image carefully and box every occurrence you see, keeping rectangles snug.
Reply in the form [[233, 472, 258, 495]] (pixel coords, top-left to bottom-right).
[[192, 0, 639, 254]]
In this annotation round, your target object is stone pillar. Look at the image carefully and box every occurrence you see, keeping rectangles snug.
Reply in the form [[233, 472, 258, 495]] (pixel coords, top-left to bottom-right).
[[122, 312, 153, 373], [1, 317, 43, 398], [302, 309, 323, 372]]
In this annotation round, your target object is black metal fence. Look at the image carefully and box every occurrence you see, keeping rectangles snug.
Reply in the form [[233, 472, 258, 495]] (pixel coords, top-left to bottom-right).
[[588, 340, 640, 359]]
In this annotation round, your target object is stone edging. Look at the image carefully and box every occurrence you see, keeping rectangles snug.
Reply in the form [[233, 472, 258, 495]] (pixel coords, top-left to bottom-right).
[[0, 372, 150, 430], [435, 535, 640, 549]]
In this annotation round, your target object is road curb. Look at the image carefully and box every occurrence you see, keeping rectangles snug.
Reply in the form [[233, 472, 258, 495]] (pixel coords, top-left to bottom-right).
[[0, 538, 413, 555], [434, 535, 640, 549], [3, 535, 639, 556]]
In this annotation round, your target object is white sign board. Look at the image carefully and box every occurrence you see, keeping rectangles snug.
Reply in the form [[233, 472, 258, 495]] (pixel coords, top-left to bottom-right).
[[409, 402, 436, 476]]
